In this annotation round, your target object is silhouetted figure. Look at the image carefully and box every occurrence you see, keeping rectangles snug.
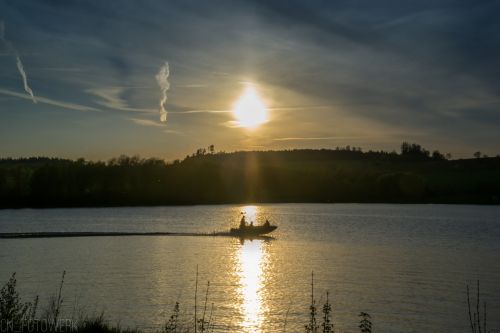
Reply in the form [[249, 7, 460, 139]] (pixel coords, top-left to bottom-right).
[[264, 219, 270, 227], [239, 215, 246, 229]]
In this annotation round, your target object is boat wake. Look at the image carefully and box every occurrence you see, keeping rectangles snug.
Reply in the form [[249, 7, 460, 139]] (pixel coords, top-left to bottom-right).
[[0, 231, 275, 240]]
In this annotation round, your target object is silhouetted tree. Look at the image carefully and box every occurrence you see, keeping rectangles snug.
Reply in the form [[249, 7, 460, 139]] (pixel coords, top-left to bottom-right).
[[1, 147, 500, 207], [196, 148, 207, 156], [432, 150, 445, 160], [401, 142, 430, 159]]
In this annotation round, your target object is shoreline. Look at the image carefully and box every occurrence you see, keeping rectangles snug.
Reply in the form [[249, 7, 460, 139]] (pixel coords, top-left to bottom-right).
[[1, 201, 499, 211]]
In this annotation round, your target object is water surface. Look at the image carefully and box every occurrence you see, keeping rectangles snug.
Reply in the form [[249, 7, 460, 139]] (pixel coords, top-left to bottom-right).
[[0, 204, 499, 332]]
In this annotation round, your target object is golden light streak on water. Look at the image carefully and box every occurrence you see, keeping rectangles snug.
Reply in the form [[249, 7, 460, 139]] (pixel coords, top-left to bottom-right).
[[237, 239, 265, 332], [241, 205, 258, 224], [235, 205, 269, 332]]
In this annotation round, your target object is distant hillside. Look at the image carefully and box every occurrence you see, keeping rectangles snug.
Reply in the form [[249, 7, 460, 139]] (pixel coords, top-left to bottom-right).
[[1, 145, 500, 207]]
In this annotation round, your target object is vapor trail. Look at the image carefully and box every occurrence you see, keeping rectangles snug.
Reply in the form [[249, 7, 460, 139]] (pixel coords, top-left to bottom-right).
[[16, 57, 35, 102], [0, 20, 36, 103], [155, 62, 170, 122]]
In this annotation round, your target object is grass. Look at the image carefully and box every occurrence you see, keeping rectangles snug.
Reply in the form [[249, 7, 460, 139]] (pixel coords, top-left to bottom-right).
[[12, 270, 497, 333], [13, 269, 491, 333], [4, 272, 492, 333], [467, 281, 490, 333], [10, 270, 493, 333]]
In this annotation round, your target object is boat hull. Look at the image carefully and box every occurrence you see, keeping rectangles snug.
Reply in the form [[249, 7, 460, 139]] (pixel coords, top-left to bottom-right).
[[229, 225, 277, 237]]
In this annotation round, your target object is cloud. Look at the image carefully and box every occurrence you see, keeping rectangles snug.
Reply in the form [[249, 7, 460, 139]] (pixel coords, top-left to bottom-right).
[[127, 117, 165, 128], [177, 84, 205, 88], [0, 20, 37, 103], [128, 117, 182, 136], [34, 67, 85, 72], [87, 87, 153, 113], [1, 0, 500, 157], [155, 62, 170, 122], [268, 105, 332, 111], [222, 120, 243, 128], [170, 109, 231, 114], [0, 88, 100, 112], [272, 136, 345, 141]]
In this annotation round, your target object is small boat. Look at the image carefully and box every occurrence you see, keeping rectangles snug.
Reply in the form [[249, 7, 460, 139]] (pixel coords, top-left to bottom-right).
[[229, 220, 277, 237]]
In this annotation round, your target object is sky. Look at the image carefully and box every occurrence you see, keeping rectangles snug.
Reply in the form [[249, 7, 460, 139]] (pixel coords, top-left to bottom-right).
[[1, 0, 499, 160]]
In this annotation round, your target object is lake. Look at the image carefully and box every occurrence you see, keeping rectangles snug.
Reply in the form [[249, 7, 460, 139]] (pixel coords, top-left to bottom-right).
[[0, 204, 499, 332]]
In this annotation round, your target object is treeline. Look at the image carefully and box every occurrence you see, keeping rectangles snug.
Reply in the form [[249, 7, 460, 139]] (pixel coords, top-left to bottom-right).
[[1, 143, 500, 208]]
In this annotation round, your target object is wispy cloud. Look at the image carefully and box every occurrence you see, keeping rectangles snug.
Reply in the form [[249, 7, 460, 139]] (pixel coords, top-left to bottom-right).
[[127, 117, 165, 127], [0, 88, 100, 112], [87, 87, 153, 113], [164, 129, 182, 135], [155, 62, 170, 122], [128, 117, 182, 135], [273, 136, 351, 141], [1, 0, 499, 158], [167, 106, 331, 115], [268, 105, 332, 111], [34, 67, 85, 73], [177, 84, 205, 88], [170, 109, 231, 114], [0, 21, 36, 103], [222, 120, 242, 128]]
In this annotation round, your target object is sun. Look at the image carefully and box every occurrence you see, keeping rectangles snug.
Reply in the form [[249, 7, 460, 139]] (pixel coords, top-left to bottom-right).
[[233, 86, 268, 128]]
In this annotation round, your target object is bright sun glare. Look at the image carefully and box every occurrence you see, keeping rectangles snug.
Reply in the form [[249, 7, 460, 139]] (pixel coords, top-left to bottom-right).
[[233, 86, 268, 128]]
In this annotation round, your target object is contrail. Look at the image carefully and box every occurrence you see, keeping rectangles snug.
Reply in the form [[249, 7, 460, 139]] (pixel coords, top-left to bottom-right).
[[0, 20, 36, 103], [15, 57, 35, 102], [155, 62, 170, 122]]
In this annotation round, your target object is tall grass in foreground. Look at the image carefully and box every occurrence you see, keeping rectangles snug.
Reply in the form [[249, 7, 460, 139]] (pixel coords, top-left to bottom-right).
[[2, 271, 491, 333], [467, 281, 490, 333], [0, 273, 38, 327]]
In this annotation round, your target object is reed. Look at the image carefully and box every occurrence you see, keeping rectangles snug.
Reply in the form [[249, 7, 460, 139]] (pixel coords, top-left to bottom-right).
[[305, 271, 318, 333], [45, 271, 65, 327], [358, 312, 372, 333], [467, 280, 489, 333], [162, 302, 179, 333], [305, 271, 335, 333], [4, 272, 498, 333]]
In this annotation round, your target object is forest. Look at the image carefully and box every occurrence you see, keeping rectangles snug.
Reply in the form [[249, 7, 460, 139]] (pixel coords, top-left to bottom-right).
[[1, 143, 499, 208]]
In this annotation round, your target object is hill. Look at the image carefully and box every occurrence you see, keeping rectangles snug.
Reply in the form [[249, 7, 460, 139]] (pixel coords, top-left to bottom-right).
[[1, 145, 499, 208]]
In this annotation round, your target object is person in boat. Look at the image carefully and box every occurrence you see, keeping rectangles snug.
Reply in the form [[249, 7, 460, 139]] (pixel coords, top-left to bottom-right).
[[239, 215, 246, 229], [264, 219, 270, 227]]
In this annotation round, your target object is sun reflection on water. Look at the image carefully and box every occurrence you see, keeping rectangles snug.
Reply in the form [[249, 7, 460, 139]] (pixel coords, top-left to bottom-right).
[[238, 240, 265, 332], [236, 205, 268, 332], [241, 205, 258, 223]]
